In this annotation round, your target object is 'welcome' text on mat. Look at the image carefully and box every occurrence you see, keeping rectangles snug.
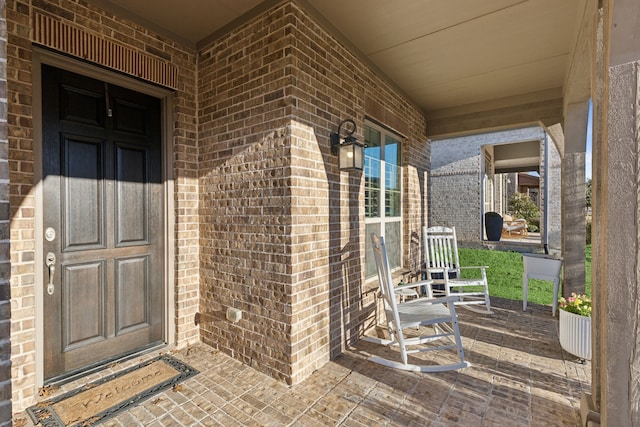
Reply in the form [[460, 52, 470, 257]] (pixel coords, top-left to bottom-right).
[[26, 354, 198, 426]]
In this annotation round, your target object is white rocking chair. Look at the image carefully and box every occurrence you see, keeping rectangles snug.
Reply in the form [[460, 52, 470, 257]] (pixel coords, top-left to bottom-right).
[[423, 226, 493, 314], [364, 233, 469, 372]]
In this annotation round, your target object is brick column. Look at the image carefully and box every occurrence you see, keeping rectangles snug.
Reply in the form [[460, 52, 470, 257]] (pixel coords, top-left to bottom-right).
[[0, 0, 12, 424]]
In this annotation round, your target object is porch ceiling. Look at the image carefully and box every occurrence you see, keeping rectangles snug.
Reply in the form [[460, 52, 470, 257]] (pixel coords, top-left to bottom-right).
[[86, 0, 588, 136]]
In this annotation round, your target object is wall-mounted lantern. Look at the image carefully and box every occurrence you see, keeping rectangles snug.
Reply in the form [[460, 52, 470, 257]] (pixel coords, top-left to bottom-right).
[[331, 119, 366, 171]]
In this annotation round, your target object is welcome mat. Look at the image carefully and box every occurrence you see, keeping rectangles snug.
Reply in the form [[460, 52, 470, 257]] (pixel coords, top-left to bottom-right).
[[26, 354, 198, 426]]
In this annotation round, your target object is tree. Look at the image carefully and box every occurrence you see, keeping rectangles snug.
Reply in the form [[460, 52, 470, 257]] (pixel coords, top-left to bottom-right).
[[586, 178, 592, 208]]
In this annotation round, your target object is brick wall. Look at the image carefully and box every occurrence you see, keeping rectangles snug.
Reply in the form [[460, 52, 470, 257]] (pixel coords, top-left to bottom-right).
[[197, 1, 427, 385], [429, 172, 482, 239], [4, 0, 430, 410], [429, 133, 483, 239], [6, 0, 199, 412], [0, 0, 12, 424]]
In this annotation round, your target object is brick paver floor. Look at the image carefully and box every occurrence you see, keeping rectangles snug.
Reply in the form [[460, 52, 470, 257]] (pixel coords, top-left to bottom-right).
[[15, 297, 590, 426]]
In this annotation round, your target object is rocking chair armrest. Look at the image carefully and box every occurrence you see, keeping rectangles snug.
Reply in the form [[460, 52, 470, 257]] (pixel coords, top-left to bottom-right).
[[423, 266, 447, 274], [401, 295, 461, 305], [395, 279, 433, 292], [458, 266, 489, 271]]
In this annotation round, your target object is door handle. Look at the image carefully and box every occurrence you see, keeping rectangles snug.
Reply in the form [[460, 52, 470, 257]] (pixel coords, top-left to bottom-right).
[[46, 252, 56, 295]]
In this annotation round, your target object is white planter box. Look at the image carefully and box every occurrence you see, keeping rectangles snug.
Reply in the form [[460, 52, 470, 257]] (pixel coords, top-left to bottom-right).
[[559, 309, 591, 360], [522, 253, 563, 315], [523, 253, 563, 278]]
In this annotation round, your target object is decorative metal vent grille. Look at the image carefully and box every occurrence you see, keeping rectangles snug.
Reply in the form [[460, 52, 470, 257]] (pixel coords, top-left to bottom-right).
[[33, 12, 178, 90]]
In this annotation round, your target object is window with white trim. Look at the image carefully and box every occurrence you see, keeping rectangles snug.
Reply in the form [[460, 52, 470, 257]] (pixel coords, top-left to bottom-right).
[[364, 121, 402, 278]]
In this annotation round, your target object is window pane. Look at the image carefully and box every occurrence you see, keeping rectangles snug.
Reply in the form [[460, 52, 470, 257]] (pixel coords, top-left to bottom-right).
[[365, 126, 382, 155], [385, 135, 400, 164], [365, 127, 381, 218], [365, 158, 380, 218], [385, 136, 401, 217], [365, 223, 382, 278], [385, 221, 401, 270]]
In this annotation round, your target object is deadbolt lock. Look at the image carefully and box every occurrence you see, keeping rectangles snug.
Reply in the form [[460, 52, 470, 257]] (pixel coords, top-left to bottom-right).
[[45, 227, 56, 242]]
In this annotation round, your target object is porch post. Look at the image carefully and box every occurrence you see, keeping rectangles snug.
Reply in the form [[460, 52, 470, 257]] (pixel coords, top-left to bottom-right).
[[592, 0, 640, 423], [560, 101, 588, 297]]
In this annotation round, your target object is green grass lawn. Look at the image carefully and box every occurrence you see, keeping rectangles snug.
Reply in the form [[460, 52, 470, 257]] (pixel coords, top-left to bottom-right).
[[457, 245, 592, 305]]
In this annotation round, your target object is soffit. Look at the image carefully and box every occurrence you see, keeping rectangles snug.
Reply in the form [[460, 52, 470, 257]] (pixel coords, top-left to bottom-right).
[[84, 0, 587, 120], [85, 0, 266, 47], [309, 0, 586, 114]]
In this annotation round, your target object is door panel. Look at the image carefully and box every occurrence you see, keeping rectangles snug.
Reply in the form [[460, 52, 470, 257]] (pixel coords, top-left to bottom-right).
[[63, 261, 106, 350], [115, 256, 149, 333], [42, 64, 164, 380], [113, 99, 148, 134], [60, 84, 105, 127], [116, 145, 148, 245], [63, 136, 105, 250]]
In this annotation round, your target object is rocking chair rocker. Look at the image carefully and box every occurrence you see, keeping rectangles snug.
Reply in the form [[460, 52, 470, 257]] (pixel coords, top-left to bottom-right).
[[364, 233, 469, 372]]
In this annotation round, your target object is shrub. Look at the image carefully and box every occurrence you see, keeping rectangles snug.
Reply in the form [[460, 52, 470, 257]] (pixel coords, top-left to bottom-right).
[[508, 192, 540, 231]]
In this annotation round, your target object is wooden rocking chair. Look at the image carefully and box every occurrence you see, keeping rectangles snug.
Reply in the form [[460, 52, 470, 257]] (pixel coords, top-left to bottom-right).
[[364, 233, 469, 372], [423, 226, 493, 314], [502, 214, 528, 238]]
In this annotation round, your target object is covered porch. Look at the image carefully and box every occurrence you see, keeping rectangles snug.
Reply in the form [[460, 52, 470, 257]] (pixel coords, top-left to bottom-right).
[[1, 0, 638, 425], [15, 298, 590, 426]]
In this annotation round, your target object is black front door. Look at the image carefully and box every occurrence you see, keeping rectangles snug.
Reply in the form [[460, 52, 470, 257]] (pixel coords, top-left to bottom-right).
[[41, 65, 164, 380]]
